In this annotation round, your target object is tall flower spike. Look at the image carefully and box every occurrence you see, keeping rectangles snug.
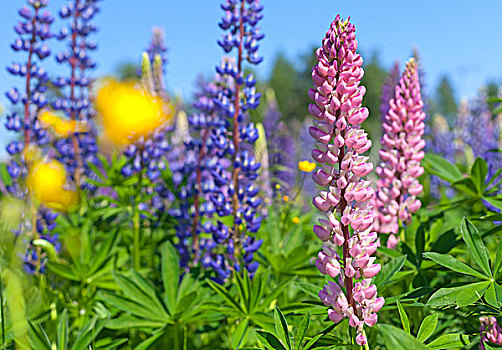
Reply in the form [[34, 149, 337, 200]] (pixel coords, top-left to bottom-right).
[[52, 0, 101, 190], [308, 15, 383, 346], [374, 58, 426, 248], [263, 89, 296, 193], [4, 0, 63, 274], [380, 61, 400, 120]]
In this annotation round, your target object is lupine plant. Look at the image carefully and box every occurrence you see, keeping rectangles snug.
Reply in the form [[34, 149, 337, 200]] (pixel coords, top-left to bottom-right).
[[308, 15, 383, 346], [51, 0, 100, 189], [374, 58, 426, 248], [0, 2, 502, 350]]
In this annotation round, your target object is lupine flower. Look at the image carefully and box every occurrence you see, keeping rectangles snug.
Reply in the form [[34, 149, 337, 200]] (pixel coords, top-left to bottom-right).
[[299, 160, 316, 173], [175, 0, 265, 282], [4, 0, 64, 274], [95, 79, 173, 146], [374, 58, 426, 248], [28, 157, 78, 212], [5, 0, 53, 197], [146, 27, 168, 76], [52, 0, 101, 189], [263, 90, 296, 191], [308, 15, 383, 346], [480, 316, 502, 349], [380, 61, 400, 120]]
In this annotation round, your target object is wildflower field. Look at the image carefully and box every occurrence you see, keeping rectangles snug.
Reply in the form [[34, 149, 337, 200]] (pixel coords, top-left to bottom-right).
[[1, 0, 502, 349]]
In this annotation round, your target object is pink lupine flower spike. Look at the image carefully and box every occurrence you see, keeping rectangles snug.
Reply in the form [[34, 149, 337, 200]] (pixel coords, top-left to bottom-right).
[[308, 15, 384, 346], [374, 58, 426, 248]]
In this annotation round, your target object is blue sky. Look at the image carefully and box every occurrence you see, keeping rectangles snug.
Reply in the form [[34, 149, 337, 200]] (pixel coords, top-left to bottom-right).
[[1, 0, 502, 155]]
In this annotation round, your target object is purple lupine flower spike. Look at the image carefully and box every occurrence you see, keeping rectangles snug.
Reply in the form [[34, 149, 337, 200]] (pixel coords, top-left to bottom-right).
[[308, 15, 383, 346], [174, 0, 264, 282], [53, 0, 101, 190], [480, 316, 502, 349], [380, 61, 400, 120], [374, 58, 426, 248], [263, 89, 296, 193], [5, 0, 62, 274]]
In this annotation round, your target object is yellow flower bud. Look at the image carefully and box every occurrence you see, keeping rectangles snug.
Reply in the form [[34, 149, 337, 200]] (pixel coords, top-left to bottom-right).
[[28, 159, 78, 212], [283, 195, 289, 202], [298, 160, 316, 173], [292, 216, 300, 224]]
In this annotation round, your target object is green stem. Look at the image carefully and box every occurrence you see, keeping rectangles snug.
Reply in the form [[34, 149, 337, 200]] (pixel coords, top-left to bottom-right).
[[132, 154, 143, 270], [174, 323, 181, 350]]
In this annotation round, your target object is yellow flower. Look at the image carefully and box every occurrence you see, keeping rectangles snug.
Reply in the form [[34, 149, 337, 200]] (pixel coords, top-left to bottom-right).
[[38, 110, 89, 138], [275, 184, 281, 190], [298, 160, 316, 173], [292, 216, 300, 224], [28, 159, 78, 212], [95, 79, 173, 146], [283, 195, 290, 202]]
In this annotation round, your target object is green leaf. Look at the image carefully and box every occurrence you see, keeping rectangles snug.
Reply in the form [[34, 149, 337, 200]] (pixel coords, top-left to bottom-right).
[[89, 229, 118, 276], [261, 277, 295, 310], [377, 324, 429, 350], [94, 338, 128, 350], [105, 315, 167, 330], [396, 301, 410, 334], [294, 312, 310, 350], [28, 322, 51, 350], [424, 154, 463, 183], [256, 330, 287, 350], [133, 330, 165, 350], [47, 263, 80, 282], [423, 252, 488, 279], [0, 163, 12, 186], [415, 225, 425, 267], [451, 177, 478, 196], [235, 271, 250, 313], [373, 255, 407, 287], [302, 334, 323, 350], [57, 309, 68, 350], [416, 313, 439, 342], [98, 291, 165, 321], [485, 283, 500, 308], [461, 218, 492, 277], [428, 281, 490, 307], [484, 197, 502, 211], [295, 281, 320, 299], [494, 243, 502, 277], [471, 157, 488, 194], [206, 279, 244, 314], [231, 319, 249, 349], [112, 273, 168, 320], [427, 334, 470, 349], [161, 242, 180, 314], [274, 307, 291, 350], [72, 318, 101, 350], [456, 281, 490, 306]]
